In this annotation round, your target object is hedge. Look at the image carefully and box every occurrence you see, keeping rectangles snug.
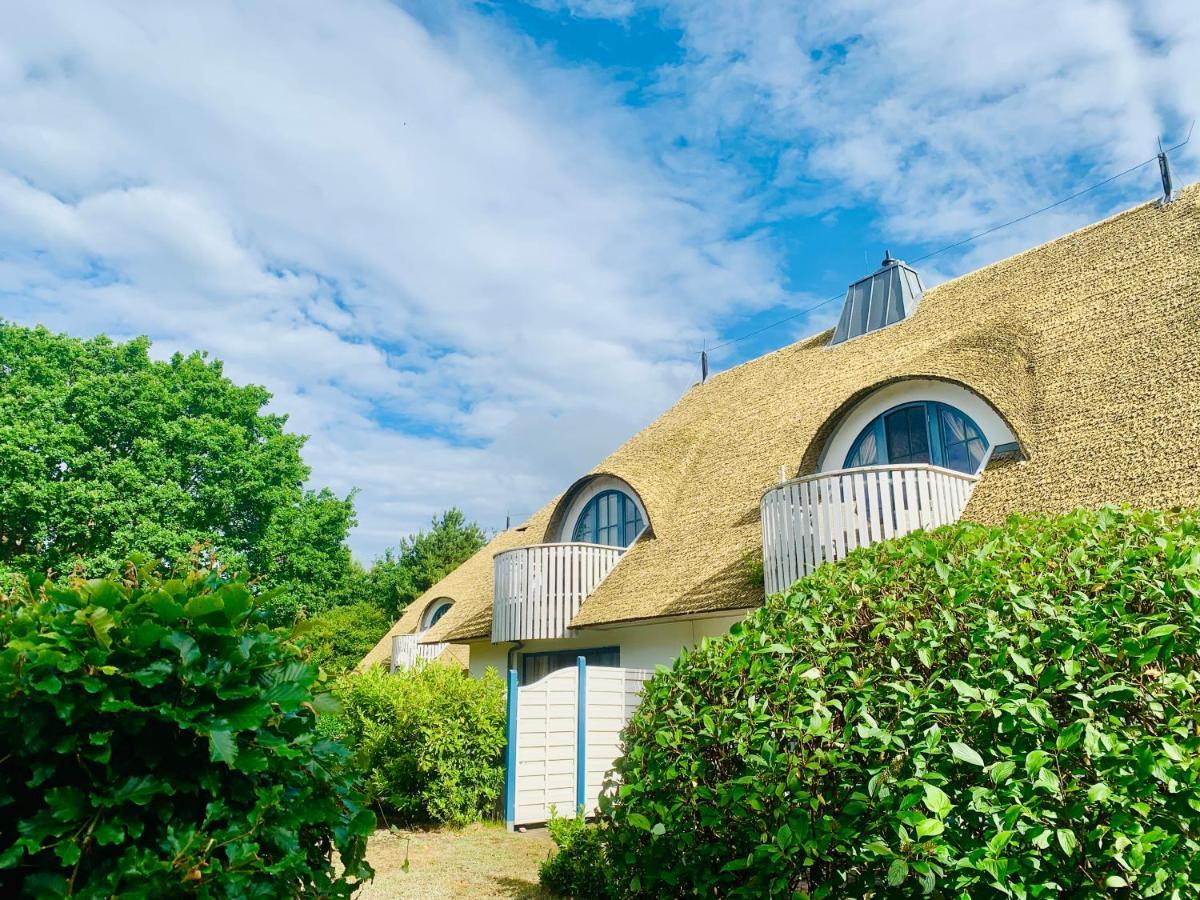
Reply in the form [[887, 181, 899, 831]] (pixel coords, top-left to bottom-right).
[[599, 507, 1200, 897], [0, 562, 374, 898], [332, 663, 506, 826]]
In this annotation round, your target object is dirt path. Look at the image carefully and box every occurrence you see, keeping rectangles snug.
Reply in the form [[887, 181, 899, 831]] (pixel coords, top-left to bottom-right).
[[359, 824, 556, 899]]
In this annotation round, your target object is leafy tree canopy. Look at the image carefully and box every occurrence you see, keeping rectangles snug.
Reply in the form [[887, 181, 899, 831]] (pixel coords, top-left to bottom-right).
[[0, 324, 350, 592], [360, 508, 486, 619], [0, 323, 487, 648]]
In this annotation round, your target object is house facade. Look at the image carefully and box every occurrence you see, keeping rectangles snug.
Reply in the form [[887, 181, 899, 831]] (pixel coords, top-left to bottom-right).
[[362, 184, 1200, 686]]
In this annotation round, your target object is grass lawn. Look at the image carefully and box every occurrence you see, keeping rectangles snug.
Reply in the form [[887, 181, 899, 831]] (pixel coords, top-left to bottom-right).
[[359, 823, 556, 899]]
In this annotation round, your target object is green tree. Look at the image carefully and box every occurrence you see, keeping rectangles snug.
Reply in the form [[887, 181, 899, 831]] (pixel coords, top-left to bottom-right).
[[251, 488, 360, 625], [301, 600, 392, 676], [362, 509, 486, 618], [0, 323, 356, 618]]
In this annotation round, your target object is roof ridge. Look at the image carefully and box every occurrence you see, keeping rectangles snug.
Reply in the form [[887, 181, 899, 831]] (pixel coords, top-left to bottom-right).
[[704, 183, 1198, 384]]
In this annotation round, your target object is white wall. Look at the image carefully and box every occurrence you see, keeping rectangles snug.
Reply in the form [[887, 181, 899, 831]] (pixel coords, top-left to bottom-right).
[[817, 378, 1016, 472], [467, 613, 747, 680]]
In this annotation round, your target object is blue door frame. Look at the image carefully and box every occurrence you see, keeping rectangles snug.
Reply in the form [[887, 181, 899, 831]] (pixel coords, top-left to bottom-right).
[[505, 656, 588, 830]]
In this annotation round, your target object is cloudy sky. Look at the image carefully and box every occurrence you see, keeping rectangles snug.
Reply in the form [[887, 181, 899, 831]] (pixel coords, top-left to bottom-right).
[[1, 0, 1196, 559]]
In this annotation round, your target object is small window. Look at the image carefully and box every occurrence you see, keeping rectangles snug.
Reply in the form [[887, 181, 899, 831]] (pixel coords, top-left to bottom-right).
[[521, 646, 620, 684], [422, 600, 453, 630], [844, 401, 989, 474], [571, 490, 644, 548]]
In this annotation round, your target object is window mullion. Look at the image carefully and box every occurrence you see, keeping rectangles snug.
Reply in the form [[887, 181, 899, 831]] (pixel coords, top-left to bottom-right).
[[927, 403, 944, 468]]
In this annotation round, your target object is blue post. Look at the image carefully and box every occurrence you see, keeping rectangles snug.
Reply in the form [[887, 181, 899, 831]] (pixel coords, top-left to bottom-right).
[[576, 655, 587, 816], [505, 668, 518, 830]]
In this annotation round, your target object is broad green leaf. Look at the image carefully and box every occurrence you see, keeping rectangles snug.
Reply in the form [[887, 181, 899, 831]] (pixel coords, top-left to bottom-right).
[[988, 830, 1014, 855], [93, 821, 125, 846], [949, 679, 980, 700], [887, 859, 909, 887], [1056, 722, 1084, 750], [1010, 650, 1032, 676], [627, 813, 653, 832], [915, 817, 944, 838], [922, 783, 952, 819], [165, 632, 200, 667], [1056, 829, 1078, 856], [1036, 767, 1061, 794], [184, 592, 224, 617], [949, 741, 985, 767], [989, 760, 1017, 784], [1024, 750, 1052, 774], [218, 700, 272, 731], [209, 729, 237, 766]]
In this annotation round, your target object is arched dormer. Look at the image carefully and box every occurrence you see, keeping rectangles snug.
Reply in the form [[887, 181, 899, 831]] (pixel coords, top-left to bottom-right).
[[544, 474, 650, 549], [762, 379, 1023, 597], [813, 378, 1020, 476], [421, 598, 453, 632]]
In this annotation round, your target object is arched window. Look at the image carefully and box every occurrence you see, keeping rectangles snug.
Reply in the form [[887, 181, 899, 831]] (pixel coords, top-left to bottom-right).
[[571, 489, 645, 548], [844, 401, 989, 474], [422, 599, 453, 631]]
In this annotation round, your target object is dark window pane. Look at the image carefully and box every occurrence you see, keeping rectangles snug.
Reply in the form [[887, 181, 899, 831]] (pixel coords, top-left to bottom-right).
[[946, 440, 969, 472], [572, 504, 594, 542], [886, 406, 930, 464], [586, 647, 620, 668], [522, 647, 621, 684], [938, 405, 989, 473], [847, 430, 878, 467], [967, 438, 987, 470]]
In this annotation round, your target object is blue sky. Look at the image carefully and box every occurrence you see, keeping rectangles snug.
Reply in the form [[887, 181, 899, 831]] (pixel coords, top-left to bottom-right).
[[1, 0, 1196, 558]]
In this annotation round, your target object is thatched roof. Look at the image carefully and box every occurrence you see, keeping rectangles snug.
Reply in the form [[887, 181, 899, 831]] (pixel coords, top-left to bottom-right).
[[358, 512, 556, 668], [395, 185, 1200, 648]]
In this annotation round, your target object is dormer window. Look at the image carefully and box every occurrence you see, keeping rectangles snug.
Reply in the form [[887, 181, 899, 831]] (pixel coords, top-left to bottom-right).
[[845, 401, 988, 474], [571, 489, 645, 548], [422, 599, 453, 631]]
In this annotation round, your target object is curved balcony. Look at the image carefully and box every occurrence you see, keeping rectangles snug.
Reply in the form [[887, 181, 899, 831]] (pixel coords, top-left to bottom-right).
[[493, 543, 624, 642], [390, 633, 448, 671], [761, 463, 980, 596]]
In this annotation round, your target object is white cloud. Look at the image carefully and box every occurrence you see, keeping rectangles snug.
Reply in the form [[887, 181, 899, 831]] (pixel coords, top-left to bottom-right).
[[0, 0, 780, 558], [2, 0, 1196, 560], [622, 0, 1198, 269]]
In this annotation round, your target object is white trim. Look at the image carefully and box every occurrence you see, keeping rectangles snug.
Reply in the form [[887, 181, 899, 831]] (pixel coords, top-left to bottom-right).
[[558, 475, 649, 544], [817, 379, 1016, 473]]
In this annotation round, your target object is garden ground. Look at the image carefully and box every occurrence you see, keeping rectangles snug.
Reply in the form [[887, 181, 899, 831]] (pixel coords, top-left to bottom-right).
[[360, 824, 555, 899]]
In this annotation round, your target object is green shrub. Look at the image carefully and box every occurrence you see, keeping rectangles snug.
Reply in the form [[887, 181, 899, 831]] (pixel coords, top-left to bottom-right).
[[301, 600, 392, 676], [334, 664, 505, 826], [601, 507, 1200, 897], [0, 562, 374, 897], [539, 812, 612, 899]]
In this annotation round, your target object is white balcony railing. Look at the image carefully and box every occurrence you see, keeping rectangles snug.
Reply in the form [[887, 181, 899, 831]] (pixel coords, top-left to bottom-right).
[[390, 633, 448, 672], [761, 463, 980, 596], [492, 543, 624, 642]]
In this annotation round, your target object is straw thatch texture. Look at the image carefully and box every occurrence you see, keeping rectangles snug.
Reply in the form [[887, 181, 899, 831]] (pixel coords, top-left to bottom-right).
[[393, 186, 1200, 647], [358, 504, 559, 664]]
